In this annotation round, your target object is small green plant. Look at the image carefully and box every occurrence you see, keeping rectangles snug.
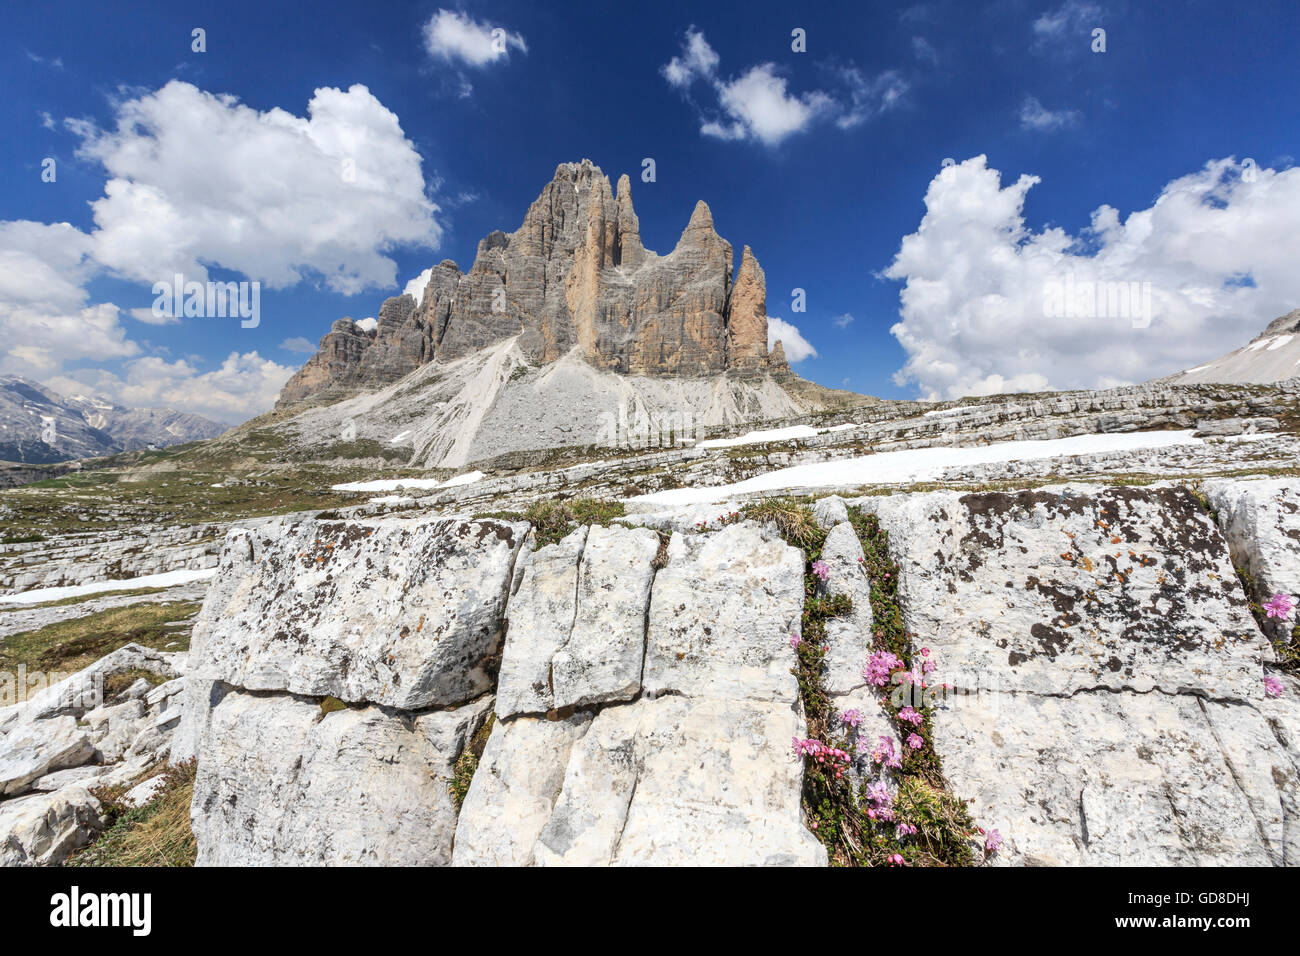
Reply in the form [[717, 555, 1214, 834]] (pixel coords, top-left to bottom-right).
[[71, 760, 198, 867], [772, 499, 981, 866], [450, 714, 495, 809], [320, 695, 348, 716], [741, 497, 824, 550], [481, 498, 626, 549]]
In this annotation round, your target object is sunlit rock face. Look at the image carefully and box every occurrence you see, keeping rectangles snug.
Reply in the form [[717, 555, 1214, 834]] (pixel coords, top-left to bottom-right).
[[277, 160, 777, 409]]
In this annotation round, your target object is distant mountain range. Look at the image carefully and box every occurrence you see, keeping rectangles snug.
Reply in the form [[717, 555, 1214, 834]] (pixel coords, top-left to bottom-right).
[[1161, 309, 1300, 386], [0, 376, 228, 464]]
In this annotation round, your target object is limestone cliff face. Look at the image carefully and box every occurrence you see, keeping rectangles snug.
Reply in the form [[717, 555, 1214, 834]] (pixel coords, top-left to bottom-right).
[[278, 160, 776, 407], [727, 246, 769, 377]]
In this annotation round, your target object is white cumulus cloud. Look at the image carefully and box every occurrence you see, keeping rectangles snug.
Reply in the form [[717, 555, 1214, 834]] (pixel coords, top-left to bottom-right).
[[0, 221, 137, 376], [423, 10, 526, 67], [768, 317, 817, 362], [47, 352, 295, 425], [883, 155, 1300, 399], [71, 80, 442, 295], [403, 267, 433, 305]]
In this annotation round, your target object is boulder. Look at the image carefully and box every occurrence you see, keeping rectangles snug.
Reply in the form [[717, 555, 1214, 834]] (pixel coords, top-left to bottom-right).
[[817, 522, 898, 794], [190, 515, 528, 709], [0, 786, 103, 866], [495, 528, 587, 718], [934, 690, 1295, 865], [854, 485, 1297, 866], [191, 690, 492, 866], [0, 717, 95, 796], [456, 520, 824, 867], [853, 486, 1266, 700]]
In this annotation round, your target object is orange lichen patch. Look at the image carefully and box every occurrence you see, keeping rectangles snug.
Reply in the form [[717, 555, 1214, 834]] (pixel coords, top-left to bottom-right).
[[1111, 536, 1121, 544]]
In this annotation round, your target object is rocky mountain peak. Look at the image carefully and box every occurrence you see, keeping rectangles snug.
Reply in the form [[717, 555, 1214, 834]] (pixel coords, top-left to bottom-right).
[[278, 160, 780, 407], [1261, 307, 1300, 337]]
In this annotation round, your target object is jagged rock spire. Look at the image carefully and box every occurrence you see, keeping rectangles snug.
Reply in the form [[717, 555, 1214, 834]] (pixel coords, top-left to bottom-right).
[[278, 160, 777, 407], [727, 245, 770, 377]]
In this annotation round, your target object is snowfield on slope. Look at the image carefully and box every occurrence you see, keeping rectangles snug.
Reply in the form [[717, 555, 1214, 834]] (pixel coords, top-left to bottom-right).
[[0, 567, 217, 605], [627, 430, 1206, 506], [696, 422, 859, 449], [331, 471, 486, 493]]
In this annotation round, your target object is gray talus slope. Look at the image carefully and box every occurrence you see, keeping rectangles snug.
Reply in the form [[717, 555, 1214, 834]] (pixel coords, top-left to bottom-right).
[[281, 339, 818, 469], [1162, 308, 1300, 385]]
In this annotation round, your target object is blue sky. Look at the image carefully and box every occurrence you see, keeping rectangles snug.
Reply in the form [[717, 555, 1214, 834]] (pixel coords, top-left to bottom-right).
[[4, 0, 1299, 422]]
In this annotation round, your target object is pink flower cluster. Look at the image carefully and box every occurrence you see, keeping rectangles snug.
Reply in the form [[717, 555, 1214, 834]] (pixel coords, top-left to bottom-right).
[[871, 735, 902, 770], [793, 737, 852, 778], [898, 706, 923, 726], [865, 780, 892, 811], [865, 780, 895, 822], [886, 853, 906, 866], [1264, 675, 1285, 698], [811, 559, 830, 582], [896, 823, 918, 839], [864, 650, 904, 687], [906, 732, 924, 750], [840, 708, 863, 728]]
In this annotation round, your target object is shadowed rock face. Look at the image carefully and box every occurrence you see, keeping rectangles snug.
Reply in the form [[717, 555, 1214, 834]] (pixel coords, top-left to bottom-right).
[[277, 159, 777, 407]]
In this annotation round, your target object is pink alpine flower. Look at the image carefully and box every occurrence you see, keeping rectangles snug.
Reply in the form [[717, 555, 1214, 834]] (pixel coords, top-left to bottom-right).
[[789, 631, 802, 649], [864, 650, 904, 687], [865, 780, 893, 811], [906, 732, 924, 750], [872, 735, 902, 769], [985, 828, 1003, 854], [811, 559, 830, 582], [896, 823, 918, 839], [887, 853, 906, 866], [898, 706, 923, 726], [1263, 593, 1295, 620], [1264, 675, 1285, 698], [793, 737, 851, 775], [840, 708, 864, 728]]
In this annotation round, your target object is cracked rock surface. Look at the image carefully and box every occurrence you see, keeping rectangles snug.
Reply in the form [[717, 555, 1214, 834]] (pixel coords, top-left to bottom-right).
[[854, 485, 1298, 865]]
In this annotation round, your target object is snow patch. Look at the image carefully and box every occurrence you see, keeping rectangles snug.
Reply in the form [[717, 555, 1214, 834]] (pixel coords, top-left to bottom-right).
[[331, 470, 486, 493], [628, 430, 1206, 507], [698, 422, 860, 450], [0, 567, 217, 605], [922, 404, 993, 418]]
